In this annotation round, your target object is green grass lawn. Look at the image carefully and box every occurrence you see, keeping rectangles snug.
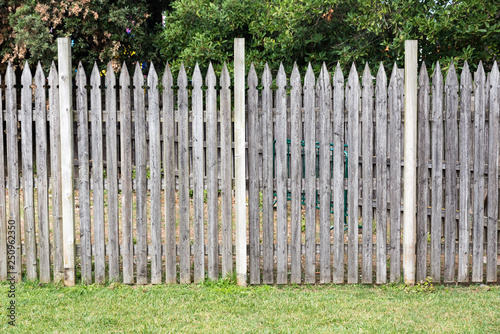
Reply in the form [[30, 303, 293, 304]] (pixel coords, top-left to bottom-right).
[[1, 279, 499, 333]]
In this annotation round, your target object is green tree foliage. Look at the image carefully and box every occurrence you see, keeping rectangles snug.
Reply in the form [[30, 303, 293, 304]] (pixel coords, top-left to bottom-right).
[[0, 0, 164, 72], [158, 0, 500, 75]]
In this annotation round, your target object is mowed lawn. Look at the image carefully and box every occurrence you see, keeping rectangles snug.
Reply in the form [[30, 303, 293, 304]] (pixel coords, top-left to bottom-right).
[[1, 279, 499, 333]]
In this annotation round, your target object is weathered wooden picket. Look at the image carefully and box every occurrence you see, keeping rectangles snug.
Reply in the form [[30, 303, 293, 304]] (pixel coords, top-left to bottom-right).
[[0, 55, 499, 285]]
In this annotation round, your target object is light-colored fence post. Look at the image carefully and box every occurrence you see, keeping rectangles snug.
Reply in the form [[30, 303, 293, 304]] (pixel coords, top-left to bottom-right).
[[234, 38, 247, 286], [58, 37, 75, 286], [404, 40, 417, 285]]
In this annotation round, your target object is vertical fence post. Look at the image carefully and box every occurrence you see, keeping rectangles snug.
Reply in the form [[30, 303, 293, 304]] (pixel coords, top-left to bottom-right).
[[58, 37, 75, 286], [234, 38, 247, 286], [404, 40, 418, 285]]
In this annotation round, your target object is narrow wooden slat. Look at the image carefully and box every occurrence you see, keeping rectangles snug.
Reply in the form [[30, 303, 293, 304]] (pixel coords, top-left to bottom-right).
[[76, 62, 91, 284], [458, 62, 472, 283], [6, 63, 21, 282], [304, 64, 316, 283], [192, 63, 204, 283], [261, 63, 274, 284], [486, 62, 499, 283], [389, 64, 402, 283], [444, 62, 459, 283], [134, 62, 148, 284], [106, 62, 119, 282], [206, 63, 219, 281], [332, 63, 345, 284], [361, 63, 373, 284], [0, 71, 6, 281], [430, 62, 444, 283], [91, 63, 105, 284], [162, 64, 176, 284], [248, 63, 260, 284], [318, 63, 332, 284], [375, 63, 388, 284], [35, 62, 50, 282], [148, 63, 162, 284], [275, 63, 288, 284], [416, 63, 430, 283], [290, 63, 302, 284], [472, 62, 486, 283], [178, 64, 191, 284], [48, 62, 63, 282], [120, 63, 134, 284], [347, 63, 360, 284], [21, 63, 36, 280]]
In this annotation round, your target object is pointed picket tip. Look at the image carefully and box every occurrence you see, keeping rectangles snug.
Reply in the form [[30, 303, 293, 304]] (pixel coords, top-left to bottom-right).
[[348, 62, 359, 85], [76, 62, 86, 87], [133, 61, 143, 79], [192, 62, 202, 87], [106, 62, 115, 87], [261, 62, 272, 87], [48, 61, 58, 83], [91, 62, 101, 88], [220, 62, 230, 88], [276, 62, 286, 87], [147, 62, 158, 87], [304, 62, 315, 88], [477, 61, 485, 76], [333, 62, 344, 85], [362, 63, 372, 85], [432, 61, 442, 78], [376, 62, 387, 84], [162, 63, 173, 88], [119, 62, 130, 85], [460, 61, 471, 87], [35, 61, 44, 79], [177, 62, 187, 87], [418, 62, 428, 86], [320, 62, 330, 85], [248, 62, 257, 88], [445, 61, 458, 87], [206, 62, 216, 86], [290, 62, 301, 89], [21, 60, 32, 83]]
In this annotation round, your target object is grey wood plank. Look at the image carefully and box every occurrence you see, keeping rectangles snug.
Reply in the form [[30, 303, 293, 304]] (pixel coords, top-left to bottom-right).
[[48, 62, 63, 282], [261, 63, 274, 284], [290, 63, 302, 284], [332, 63, 345, 284], [21, 63, 36, 280], [361, 63, 373, 284], [486, 62, 499, 283], [120, 63, 134, 284], [389, 64, 402, 283], [444, 63, 459, 283], [106, 62, 120, 282], [192, 63, 205, 283], [472, 62, 486, 283], [430, 62, 444, 283], [347, 63, 360, 284], [0, 72, 6, 281], [318, 63, 332, 284], [275, 63, 288, 284], [206, 63, 219, 281], [162, 64, 176, 284], [375, 63, 388, 284], [304, 64, 316, 284], [6, 62, 21, 282], [91, 63, 105, 284], [178, 64, 191, 284], [416, 63, 430, 283], [248, 63, 260, 284], [220, 63, 232, 278], [458, 62, 472, 283], [134, 62, 148, 285], [76, 62, 92, 284], [34, 63, 50, 282], [148, 63, 162, 284]]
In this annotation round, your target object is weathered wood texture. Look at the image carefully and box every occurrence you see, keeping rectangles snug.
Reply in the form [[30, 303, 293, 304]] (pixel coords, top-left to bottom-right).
[[2, 61, 500, 286]]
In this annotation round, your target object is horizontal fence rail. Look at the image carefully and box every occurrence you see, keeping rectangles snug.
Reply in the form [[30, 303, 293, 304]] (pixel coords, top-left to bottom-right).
[[0, 57, 499, 285]]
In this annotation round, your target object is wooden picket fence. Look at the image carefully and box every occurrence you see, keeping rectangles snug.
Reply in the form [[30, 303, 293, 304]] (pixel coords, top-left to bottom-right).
[[0, 57, 499, 285]]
